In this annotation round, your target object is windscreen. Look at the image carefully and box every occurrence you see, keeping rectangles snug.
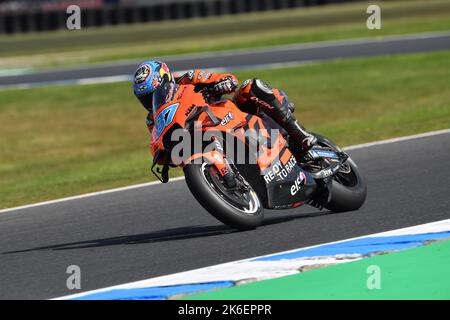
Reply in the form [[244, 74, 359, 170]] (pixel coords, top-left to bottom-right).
[[152, 81, 176, 118]]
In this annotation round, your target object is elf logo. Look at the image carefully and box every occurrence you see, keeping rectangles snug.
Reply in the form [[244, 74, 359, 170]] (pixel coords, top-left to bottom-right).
[[220, 112, 234, 126], [290, 172, 306, 196]]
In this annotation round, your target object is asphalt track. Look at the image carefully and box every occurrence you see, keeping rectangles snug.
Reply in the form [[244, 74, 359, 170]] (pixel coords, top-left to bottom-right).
[[0, 132, 449, 299], [1, 32, 450, 87]]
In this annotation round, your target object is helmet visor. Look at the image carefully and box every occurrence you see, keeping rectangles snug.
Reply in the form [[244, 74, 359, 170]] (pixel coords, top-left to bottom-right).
[[137, 92, 154, 112]]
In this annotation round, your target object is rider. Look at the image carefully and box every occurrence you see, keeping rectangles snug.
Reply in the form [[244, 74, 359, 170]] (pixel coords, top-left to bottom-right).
[[132, 60, 317, 162]]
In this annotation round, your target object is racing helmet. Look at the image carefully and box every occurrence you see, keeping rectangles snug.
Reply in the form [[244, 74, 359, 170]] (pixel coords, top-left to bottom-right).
[[133, 60, 174, 112]]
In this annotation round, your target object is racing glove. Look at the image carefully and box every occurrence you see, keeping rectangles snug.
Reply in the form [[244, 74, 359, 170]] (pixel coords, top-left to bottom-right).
[[175, 69, 238, 95], [211, 76, 238, 94]]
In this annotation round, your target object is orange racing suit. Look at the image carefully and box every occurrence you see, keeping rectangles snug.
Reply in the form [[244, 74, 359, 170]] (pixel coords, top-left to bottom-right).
[[146, 69, 316, 162]]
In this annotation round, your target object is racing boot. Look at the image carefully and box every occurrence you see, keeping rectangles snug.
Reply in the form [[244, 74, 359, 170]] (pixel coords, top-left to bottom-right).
[[249, 79, 317, 163]]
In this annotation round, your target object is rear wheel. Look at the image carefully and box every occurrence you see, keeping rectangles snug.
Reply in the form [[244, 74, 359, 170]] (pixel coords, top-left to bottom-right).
[[314, 134, 367, 212], [184, 162, 263, 230]]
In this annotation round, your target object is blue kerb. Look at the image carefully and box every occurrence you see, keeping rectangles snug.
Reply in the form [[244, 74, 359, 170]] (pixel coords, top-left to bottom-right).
[[253, 231, 450, 261], [70, 281, 234, 300]]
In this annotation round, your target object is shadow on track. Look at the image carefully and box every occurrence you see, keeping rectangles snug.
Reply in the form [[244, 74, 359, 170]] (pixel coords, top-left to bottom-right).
[[4, 210, 327, 254]]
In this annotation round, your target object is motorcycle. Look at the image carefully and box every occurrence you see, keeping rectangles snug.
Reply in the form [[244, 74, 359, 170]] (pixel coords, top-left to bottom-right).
[[150, 80, 367, 230]]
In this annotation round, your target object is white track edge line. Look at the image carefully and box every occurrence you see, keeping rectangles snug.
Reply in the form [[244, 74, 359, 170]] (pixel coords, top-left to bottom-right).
[[0, 177, 186, 214], [53, 32, 439, 74], [22, 30, 450, 75], [343, 128, 450, 150]]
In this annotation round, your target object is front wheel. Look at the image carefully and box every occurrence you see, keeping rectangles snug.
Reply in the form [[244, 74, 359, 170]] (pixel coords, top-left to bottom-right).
[[326, 157, 367, 212], [184, 162, 264, 230]]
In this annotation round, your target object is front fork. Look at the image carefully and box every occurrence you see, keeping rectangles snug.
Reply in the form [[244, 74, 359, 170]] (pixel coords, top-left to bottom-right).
[[184, 136, 237, 188], [305, 149, 349, 209]]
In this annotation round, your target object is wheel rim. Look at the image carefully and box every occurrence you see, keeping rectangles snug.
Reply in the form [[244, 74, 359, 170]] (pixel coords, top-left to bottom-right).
[[334, 157, 359, 187], [200, 163, 261, 215]]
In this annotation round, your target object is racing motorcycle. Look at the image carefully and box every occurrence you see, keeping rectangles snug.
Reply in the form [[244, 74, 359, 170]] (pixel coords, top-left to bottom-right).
[[150, 81, 367, 230]]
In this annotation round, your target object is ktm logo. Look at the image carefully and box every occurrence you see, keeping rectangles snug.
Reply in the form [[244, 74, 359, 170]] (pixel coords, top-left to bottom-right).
[[185, 105, 195, 116]]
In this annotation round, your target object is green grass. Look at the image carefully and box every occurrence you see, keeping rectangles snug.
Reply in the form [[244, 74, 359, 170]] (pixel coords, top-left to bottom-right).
[[183, 240, 450, 300], [1, 50, 450, 209], [1, 0, 450, 69]]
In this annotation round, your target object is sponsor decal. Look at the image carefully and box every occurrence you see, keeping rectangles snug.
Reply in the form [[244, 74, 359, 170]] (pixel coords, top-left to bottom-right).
[[159, 63, 171, 81], [263, 155, 297, 183], [290, 171, 306, 196], [134, 64, 152, 84], [152, 75, 161, 88], [185, 105, 195, 116], [309, 149, 339, 159], [155, 103, 179, 139], [242, 79, 252, 88], [203, 72, 212, 81], [250, 96, 272, 109], [220, 166, 229, 176], [220, 112, 234, 126], [321, 168, 334, 178], [187, 70, 195, 80], [138, 84, 147, 92], [176, 87, 187, 100]]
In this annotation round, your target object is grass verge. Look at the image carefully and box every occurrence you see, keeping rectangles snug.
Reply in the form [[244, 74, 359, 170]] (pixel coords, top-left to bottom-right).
[[0, 0, 450, 69], [183, 239, 450, 299], [1, 50, 449, 209]]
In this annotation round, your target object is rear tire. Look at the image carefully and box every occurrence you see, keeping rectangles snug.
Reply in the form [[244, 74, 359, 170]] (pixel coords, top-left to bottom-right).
[[184, 163, 264, 230]]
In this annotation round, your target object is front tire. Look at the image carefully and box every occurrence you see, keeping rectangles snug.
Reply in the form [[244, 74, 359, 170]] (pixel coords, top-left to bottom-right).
[[184, 163, 264, 230], [313, 134, 367, 212], [326, 157, 367, 212]]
